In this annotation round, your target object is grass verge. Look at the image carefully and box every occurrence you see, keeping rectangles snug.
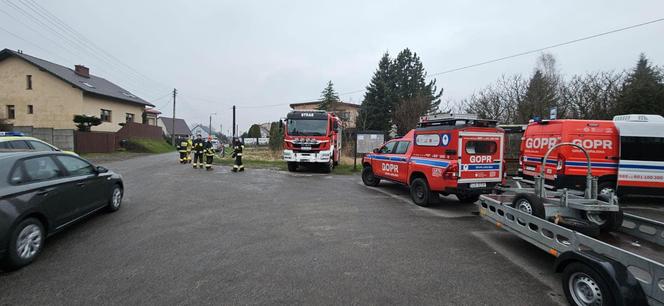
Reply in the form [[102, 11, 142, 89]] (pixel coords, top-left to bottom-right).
[[214, 147, 360, 175], [125, 138, 175, 153]]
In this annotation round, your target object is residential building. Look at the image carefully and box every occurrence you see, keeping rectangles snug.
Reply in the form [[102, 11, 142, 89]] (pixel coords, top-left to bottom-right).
[[158, 117, 191, 139], [0, 49, 154, 132], [190, 124, 212, 138], [289, 101, 360, 128], [143, 108, 161, 126]]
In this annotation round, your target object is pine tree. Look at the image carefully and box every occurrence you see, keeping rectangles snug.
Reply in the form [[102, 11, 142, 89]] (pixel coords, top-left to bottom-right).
[[247, 124, 262, 138], [317, 81, 340, 111], [616, 53, 664, 116], [518, 69, 559, 122], [391, 49, 443, 135], [356, 52, 393, 132]]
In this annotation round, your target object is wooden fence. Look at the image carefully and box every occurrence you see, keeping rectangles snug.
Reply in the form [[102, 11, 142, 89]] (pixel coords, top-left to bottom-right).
[[74, 123, 164, 154]]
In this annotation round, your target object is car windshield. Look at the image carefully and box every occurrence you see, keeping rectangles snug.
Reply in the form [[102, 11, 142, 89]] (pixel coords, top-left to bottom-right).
[[287, 119, 327, 136]]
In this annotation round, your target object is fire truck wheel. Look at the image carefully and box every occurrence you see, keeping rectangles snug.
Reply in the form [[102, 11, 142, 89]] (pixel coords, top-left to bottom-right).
[[361, 167, 380, 187], [455, 193, 480, 203], [410, 178, 437, 207], [322, 161, 333, 173], [557, 217, 601, 237], [511, 193, 546, 219], [287, 162, 298, 172], [562, 262, 614, 306]]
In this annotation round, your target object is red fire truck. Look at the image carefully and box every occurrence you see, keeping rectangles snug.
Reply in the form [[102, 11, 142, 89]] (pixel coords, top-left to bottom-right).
[[282, 110, 342, 172], [518, 114, 664, 199], [362, 113, 505, 206]]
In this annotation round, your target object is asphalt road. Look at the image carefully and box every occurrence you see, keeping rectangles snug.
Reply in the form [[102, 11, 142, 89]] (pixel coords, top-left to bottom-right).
[[0, 153, 574, 305]]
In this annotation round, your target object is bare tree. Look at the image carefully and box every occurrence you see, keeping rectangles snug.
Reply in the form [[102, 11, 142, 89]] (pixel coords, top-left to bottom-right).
[[561, 71, 624, 119], [463, 74, 527, 124], [393, 95, 430, 136]]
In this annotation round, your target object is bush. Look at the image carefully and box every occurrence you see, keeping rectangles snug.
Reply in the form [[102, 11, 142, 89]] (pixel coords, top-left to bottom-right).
[[73, 115, 102, 131]]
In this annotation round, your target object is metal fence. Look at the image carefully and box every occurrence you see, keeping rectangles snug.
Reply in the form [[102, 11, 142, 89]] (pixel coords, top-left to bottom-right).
[[12, 126, 75, 151]]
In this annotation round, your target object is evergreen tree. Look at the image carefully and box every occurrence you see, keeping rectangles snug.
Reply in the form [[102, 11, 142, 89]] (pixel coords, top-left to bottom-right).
[[247, 124, 262, 138], [518, 69, 559, 122], [317, 81, 340, 110], [268, 121, 284, 151], [616, 53, 664, 115], [356, 52, 393, 132], [391, 49, 443, 135]]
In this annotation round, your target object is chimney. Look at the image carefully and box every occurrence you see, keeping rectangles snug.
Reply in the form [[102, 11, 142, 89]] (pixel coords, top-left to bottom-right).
[[74, 65, 90, 78]]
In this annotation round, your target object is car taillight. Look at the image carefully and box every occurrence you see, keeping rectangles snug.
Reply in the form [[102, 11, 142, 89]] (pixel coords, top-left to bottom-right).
[[444, 163, 459, 180]]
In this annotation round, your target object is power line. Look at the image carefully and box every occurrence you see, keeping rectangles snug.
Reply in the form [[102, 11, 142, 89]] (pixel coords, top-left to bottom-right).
[[24, 0, 173, 91], [428, 17, 664, 77], [3, 0, 172, 98]]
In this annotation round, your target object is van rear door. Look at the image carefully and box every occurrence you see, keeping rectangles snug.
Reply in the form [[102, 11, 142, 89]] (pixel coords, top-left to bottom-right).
[[458, 132, 504, 186]]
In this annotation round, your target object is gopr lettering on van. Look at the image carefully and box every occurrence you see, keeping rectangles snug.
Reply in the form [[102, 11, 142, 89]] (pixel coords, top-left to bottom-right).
[[469, 155, 492, 163], [382, 163, 399, 173], [525, 137, 557, 149], [571, 139, 612, 150]]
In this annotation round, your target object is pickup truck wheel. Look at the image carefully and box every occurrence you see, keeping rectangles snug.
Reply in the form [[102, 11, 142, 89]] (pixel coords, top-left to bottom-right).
[[287, 162, 297, 172], [511, 193, 546, 219], [456, 193, 480, 203], [361, 167, 380, 187], [410, 178, 436, 207], [562, 262, 614, 306]]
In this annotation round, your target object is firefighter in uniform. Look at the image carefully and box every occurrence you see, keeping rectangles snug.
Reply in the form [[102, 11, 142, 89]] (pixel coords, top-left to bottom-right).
[[177, 137, 189, 164], [192, 134, 205, 168], [186, 136, 193, 163], [231, 138, 244, 172], [204, 136, 215, 170]]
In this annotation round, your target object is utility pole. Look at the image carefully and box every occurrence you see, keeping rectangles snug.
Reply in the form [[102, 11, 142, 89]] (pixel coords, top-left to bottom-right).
[[232, 105, 236, 137], [171, 88, 177, 146]]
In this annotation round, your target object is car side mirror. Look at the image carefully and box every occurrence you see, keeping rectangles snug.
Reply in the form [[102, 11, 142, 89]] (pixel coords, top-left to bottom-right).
[[372, 148, 380, 154], [96, 166, 109, 174]]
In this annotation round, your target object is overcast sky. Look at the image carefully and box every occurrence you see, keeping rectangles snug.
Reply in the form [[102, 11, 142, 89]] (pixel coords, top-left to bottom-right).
[[1, 0, 663, 134]]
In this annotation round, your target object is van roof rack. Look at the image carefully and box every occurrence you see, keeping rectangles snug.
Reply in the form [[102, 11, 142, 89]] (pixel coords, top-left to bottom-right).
[[418, 113, 497, 128]]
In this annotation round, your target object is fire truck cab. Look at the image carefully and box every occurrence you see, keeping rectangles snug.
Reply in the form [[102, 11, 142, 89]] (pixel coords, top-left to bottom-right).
[[362, 114, 505, 206]]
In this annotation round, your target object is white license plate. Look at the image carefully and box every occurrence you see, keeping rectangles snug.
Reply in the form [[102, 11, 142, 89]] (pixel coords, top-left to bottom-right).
[[525, 166, 536, 171], [470, 183, 487, 188], [301, 146, 311, 150]]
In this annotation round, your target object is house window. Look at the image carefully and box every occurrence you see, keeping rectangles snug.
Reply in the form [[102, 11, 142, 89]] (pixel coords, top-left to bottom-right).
[[28, 105, 34, 114], [7, 105, 15, 119], [100, 109, 112, 122], [26, 75, 32, 90], [126, 113, 134, 123]]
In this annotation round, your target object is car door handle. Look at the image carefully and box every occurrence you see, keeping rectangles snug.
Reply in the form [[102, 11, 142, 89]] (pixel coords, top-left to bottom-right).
[[36, 190, 49, 196], [76, 182, 86, 187]]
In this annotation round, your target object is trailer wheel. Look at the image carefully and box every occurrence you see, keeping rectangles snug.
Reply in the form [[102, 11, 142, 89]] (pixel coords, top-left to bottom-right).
[[410, 178, 437, 207], [584, 195, 623, 233], [562, 262, 615, 306], [511, 193, 546, 219], [361, 166, 380, 187], [557, 217, 601, 237], [287, 162, 298, 172]]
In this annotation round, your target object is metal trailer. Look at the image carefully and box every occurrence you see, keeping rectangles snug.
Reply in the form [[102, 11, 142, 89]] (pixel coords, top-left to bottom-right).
[[501, 142, 623, 235], [478, 194, 664, 305]]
